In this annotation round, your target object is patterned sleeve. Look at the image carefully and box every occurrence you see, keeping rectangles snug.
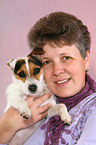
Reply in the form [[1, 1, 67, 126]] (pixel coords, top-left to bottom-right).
[[77, 108, 96, 145]]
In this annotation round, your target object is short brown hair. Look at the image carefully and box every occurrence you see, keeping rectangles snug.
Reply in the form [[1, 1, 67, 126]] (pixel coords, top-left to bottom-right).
[[28, 11, 91, 58]]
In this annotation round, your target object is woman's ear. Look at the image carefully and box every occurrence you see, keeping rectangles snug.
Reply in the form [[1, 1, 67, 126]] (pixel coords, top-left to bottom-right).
[[85, 50, 90, 71]]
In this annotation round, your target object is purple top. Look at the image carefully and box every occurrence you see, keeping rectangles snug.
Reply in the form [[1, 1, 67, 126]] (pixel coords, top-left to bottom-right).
[[41, 74, 96, 145]]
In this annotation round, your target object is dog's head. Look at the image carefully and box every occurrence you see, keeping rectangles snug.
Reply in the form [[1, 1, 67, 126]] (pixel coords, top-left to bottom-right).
[[7, 55, 48, 96]]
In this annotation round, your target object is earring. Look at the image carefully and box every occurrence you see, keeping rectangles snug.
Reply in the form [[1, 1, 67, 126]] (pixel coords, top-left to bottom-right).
[[86, 68, 89, 72]]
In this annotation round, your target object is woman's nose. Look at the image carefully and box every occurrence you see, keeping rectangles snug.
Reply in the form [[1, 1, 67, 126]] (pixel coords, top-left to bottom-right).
[[53, 62, 65, 76]]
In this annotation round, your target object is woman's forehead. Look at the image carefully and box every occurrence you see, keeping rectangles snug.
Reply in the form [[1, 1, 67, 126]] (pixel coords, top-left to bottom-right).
[[42, 44, 81, 58]]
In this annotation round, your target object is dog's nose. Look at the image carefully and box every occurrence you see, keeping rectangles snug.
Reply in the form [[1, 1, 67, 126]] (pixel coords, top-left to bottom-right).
[[28, 84, 37, 93]]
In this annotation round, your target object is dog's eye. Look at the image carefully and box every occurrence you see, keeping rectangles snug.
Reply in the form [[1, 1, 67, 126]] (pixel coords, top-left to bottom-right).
[[33, 68, 40, 75], [18, 71, 26, 78]]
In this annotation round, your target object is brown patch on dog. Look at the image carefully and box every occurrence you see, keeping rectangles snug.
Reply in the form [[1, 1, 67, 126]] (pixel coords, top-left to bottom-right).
[[28, 62, 43, 81], [14, 57, 43, 83], [30, 48, 45, 55], [28, 55, 42, 67], [15, 63, 28, 83]]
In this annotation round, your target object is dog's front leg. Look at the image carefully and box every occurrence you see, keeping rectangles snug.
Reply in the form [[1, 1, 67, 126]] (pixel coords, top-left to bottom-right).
[[14, 97, 31, 119], [6, 96, 31, 119], [47, 104, 72, 125]]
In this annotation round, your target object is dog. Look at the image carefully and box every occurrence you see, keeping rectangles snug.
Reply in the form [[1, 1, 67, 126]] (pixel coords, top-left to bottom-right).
[[5, 54, 72, 145]]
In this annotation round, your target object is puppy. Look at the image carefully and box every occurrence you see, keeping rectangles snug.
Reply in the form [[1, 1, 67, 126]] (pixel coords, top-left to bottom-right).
[[5, 54, 72, 145]]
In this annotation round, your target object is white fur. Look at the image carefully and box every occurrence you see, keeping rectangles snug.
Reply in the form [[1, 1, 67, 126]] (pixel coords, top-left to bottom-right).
[[5, 57, 72, 145]]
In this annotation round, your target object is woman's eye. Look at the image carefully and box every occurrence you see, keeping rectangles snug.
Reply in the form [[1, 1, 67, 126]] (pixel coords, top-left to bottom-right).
[[42, 60, 50, 65], [18, 71, 26, 78], [63, 56, 71, 61]]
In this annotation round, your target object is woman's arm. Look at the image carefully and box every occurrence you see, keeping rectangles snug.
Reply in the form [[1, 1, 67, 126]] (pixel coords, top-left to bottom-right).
[[0, 93, 52, 144]]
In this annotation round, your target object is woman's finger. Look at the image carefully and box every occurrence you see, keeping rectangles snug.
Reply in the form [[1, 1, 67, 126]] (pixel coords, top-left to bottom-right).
[[37, 104, 52, 114], [34, 92, 52, 106]]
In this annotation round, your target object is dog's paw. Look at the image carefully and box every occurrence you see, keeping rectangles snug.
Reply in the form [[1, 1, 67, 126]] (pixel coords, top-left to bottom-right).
[[19, 104, 31, 119], [61, 113, 72, 125], [20, 112, 30, 119]]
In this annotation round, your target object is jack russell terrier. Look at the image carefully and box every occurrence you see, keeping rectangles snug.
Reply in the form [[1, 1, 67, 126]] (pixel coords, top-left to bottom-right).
[[5, 54, 72, 145]]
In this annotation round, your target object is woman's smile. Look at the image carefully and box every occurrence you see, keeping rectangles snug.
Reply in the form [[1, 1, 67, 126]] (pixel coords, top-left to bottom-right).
[[55, 78, 71, 86]]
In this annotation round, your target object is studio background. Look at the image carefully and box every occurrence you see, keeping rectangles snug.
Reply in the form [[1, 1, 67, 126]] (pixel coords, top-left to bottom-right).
[[0, 0, 96, 116]]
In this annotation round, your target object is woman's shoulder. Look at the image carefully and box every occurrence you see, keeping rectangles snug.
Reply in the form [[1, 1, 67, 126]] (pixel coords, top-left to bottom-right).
[[76, 106, 96, 145], [69, 92, 96, 130], [70, 92, 96, 114], [68, 92, 96, 144]]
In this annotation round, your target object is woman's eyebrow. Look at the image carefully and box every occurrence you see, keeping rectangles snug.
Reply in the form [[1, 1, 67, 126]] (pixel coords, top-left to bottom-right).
[[60, 53, 69, 56], [41, 53, 69, 60], [41, 57, 50, 60], [41, 53, 71, 60]]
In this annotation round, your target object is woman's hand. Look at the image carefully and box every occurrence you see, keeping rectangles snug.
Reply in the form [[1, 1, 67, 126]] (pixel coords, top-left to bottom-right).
[[0, 92, 52, 144], [21, 92, 52, 129]]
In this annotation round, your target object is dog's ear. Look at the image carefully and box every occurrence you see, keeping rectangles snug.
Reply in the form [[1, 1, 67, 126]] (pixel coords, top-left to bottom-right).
[[7, 59, 16, 71], [29, 48, 45, 56]]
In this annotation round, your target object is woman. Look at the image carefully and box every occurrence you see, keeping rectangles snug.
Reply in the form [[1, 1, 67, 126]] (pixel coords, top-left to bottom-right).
[[24, 11, 96, 144]]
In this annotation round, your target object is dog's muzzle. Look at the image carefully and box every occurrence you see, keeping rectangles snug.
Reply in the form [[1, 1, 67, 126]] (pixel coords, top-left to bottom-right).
[[28, 84, 37, 93]]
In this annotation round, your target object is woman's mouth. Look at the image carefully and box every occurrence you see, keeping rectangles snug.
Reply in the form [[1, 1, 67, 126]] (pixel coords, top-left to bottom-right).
[[55, 78, 71, 86]]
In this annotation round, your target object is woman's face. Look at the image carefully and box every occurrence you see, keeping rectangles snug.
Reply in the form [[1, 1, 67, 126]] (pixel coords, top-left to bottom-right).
[[41, 43, 90, 98]]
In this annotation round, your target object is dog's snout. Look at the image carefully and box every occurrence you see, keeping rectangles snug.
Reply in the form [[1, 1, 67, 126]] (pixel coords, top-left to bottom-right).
[[28, 84, 37, 93]]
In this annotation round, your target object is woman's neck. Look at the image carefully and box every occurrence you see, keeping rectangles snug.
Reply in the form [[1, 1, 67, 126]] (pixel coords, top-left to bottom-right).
[[56, 74, 96, 110]]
